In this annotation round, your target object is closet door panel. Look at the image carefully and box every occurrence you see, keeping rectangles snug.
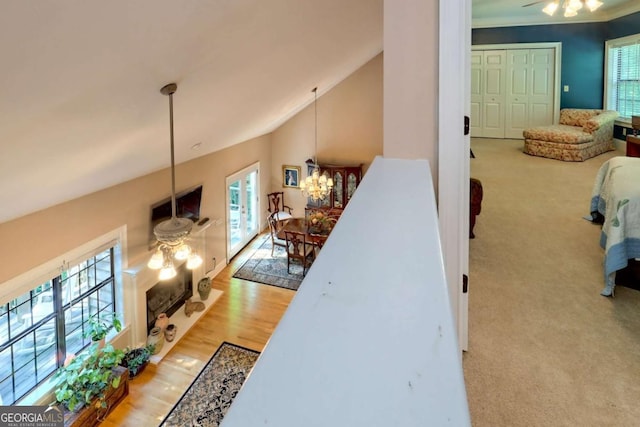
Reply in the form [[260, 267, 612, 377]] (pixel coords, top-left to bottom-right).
[[482, 50, 506, 138], [505, 50, 530, 139], [529, 49, 554, 126], [470, 51, 483, 137], [529, 102, 552, 127]]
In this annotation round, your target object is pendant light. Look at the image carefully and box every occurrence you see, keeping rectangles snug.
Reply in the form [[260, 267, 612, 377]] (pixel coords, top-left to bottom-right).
[[148, 83, 202, 280], [300, 87, 333, 201]]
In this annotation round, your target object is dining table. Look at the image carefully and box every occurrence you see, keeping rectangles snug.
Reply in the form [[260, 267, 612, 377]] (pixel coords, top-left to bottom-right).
[[276, 217, 330, 249]]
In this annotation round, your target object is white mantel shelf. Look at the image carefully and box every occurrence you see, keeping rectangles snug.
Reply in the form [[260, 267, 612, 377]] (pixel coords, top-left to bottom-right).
[[221, 157, 471, 426]]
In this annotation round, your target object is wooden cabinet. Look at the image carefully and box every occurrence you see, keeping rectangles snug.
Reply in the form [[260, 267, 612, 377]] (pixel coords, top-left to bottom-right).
[[305, 160, 362, 212], [627, 135, 640, 158]]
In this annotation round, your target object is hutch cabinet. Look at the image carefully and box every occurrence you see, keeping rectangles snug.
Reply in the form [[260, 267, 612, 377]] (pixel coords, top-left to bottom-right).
[[305, 159, 363, 212]]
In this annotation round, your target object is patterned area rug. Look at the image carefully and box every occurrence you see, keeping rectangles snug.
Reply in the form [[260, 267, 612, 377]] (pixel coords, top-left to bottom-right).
[[160, 342, 260, 427], [232, 238, 305, 290]]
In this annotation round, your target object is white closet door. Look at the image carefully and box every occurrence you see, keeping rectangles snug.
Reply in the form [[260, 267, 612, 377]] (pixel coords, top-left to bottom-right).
[[470, 51, 483, 137], [482, 50, 506, 138], [505, 50, 530, 139], [529, 48, 555, 127]]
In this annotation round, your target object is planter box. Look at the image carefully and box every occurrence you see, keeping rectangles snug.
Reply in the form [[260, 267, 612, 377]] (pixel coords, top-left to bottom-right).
[[63, 366, 129, 427]]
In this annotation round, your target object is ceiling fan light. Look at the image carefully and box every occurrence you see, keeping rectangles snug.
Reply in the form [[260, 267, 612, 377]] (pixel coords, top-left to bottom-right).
[[186, 252, 203, 269], [159, 264, 177, 281], [174, 243, 191, 260], [542, 2, 559, 15], [147, 249, 164, 269], [564, 7, 578, 17], [585, 0, 603, 11], [568, 0, 583, 10]]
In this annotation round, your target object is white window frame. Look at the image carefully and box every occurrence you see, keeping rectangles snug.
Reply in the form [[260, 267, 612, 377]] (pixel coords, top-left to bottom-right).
[[0, 226, 127, 405], [604, 32, 640, 123]]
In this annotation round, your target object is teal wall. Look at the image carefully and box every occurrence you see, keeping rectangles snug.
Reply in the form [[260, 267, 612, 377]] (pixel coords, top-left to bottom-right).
[[472, 11, 640, 110]]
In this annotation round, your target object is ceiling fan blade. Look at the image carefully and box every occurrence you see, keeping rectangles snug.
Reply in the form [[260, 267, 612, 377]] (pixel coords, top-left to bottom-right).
[[522, 0, 547, 7]]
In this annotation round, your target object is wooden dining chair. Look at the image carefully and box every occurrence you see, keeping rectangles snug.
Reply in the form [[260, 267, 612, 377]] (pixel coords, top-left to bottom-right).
[[267, 212, 287, 256], [284, 231, 315, 276], [266, 192, 292, 221]]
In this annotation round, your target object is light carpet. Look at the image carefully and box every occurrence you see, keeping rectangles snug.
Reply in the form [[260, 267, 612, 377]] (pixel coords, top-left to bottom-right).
[[465, 138, 640, 427]]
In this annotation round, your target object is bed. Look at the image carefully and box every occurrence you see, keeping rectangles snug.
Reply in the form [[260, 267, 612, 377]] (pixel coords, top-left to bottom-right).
[[589, 156, 640, 296]]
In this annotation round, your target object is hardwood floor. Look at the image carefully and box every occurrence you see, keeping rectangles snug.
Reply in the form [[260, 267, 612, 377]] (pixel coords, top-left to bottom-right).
[[102, 232, 294, 427]]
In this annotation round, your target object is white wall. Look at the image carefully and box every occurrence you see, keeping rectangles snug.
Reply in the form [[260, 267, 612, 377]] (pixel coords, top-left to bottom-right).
[[383, 0, 439, 186]]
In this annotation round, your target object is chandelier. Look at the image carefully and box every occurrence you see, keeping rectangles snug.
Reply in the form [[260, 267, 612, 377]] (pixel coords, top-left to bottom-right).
[[300, 87, 333, 201], [148, 83, 202, 280], [541, 0, 603, 17]]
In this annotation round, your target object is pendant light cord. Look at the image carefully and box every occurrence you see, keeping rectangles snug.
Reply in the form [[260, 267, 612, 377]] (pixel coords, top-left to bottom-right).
[[169, 91, 177, 220], [313, 87, 318, 165]]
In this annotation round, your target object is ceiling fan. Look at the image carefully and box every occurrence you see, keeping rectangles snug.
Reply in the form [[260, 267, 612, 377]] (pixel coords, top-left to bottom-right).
[[522, 0, 603, 17]]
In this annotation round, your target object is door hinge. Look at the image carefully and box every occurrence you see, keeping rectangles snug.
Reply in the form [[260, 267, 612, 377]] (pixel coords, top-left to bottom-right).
[[462, 274, 468, 293], [464, 116, 470, 136]]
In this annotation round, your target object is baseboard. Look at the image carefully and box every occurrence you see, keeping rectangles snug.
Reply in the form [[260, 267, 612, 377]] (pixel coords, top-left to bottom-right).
[[205, 258, 227, 279]]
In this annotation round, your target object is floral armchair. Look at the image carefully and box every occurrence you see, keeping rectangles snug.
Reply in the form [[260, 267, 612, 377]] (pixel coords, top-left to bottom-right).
[[523, 108, 619, 161]]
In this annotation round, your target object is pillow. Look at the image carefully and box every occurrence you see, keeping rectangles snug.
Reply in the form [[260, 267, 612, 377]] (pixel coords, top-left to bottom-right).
[[560, 109, 602, 127]]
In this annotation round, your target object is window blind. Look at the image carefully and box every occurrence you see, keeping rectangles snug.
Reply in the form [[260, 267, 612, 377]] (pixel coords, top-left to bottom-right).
[[606, 34, 640, 119]]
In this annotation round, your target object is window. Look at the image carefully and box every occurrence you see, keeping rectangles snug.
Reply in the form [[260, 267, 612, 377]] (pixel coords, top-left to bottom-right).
[[0, 246, 118, 405], [605, 33, 640, 120]]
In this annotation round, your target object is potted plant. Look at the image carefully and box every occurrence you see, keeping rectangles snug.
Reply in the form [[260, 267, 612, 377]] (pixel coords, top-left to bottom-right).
[[84, 312, 122, 345], [53, 342, 126, 413], [121, 344, 154, 379]]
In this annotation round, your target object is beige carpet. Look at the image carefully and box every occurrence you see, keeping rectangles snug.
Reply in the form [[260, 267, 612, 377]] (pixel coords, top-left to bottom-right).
[[465, 139, 640, 427]]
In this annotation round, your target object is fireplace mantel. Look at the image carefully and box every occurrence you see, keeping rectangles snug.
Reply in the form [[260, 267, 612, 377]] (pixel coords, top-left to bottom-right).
[[122, 223, 224, 363]]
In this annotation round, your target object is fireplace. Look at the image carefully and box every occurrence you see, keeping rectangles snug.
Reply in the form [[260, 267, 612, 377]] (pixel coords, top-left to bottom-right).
[[145, 263, 193, 334]]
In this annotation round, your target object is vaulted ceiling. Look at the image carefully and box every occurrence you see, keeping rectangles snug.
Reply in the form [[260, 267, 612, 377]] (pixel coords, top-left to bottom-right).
[[0, 0, 383, 223], [2, 1, 639, 224]]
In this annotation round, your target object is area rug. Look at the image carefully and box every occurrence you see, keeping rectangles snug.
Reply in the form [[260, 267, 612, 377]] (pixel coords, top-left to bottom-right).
[[160, 342, 260, 427], [232, 238, 305, 290]]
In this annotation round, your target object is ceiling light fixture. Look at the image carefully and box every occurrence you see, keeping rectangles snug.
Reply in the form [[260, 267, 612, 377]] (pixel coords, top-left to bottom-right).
[[542, 0, 603, 17], [148, 83, 202, 280], [300, 87, 333, 201]]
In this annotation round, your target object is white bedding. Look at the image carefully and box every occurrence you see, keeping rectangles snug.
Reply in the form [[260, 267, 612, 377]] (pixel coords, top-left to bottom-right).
[[589, 156, 640, 296]]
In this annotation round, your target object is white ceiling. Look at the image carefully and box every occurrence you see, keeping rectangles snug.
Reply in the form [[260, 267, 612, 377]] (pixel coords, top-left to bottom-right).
[[2, 1, 639, 223], [473, 0, 640, 28]]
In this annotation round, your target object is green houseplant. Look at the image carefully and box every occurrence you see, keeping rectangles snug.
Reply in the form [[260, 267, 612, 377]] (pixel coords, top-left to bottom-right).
[[84, 312, 122, 343], [121, 344, 154, 379], [53, 342, 125, 412]]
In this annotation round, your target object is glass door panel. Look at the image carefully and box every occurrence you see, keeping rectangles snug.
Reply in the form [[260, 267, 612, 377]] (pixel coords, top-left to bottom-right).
[[226, 163, 260, 259], [333, 171, 344, 208], [320, 171, 331, 208], [228, 180, 242, 251], [347, 173, 358, 201], [244, 172, 258, 237]]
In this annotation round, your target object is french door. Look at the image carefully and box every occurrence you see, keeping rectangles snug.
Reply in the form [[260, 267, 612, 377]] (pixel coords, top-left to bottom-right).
[[226, 162, 260, 259]]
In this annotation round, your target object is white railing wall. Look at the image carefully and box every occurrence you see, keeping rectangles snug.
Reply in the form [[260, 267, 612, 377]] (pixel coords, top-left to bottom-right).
[[221, 156, 470, 426]]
